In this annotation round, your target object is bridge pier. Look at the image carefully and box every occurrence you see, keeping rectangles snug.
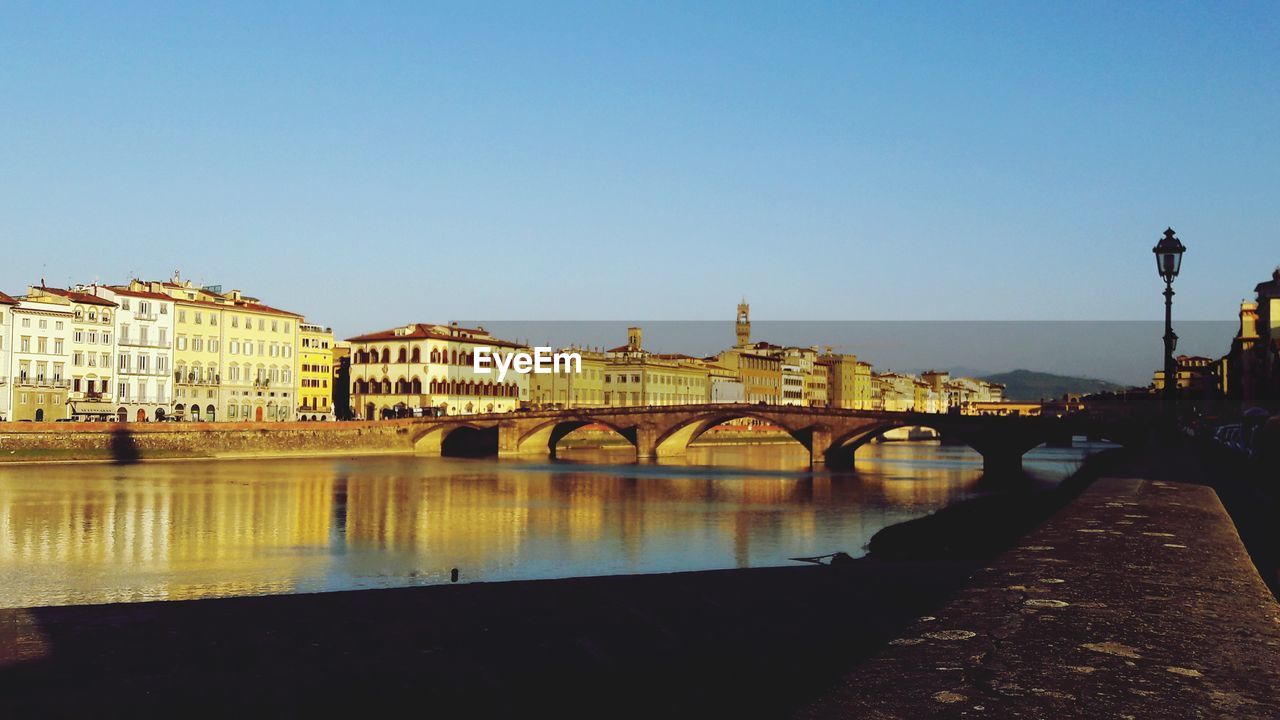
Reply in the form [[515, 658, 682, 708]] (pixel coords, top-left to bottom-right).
[[807, 426, 832, 468], [497, 421, 522, 458], [632, 425, 660, 461]]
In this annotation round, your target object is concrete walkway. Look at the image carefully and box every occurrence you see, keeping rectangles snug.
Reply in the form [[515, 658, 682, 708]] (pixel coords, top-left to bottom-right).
[[795, 478, 1280, 718]]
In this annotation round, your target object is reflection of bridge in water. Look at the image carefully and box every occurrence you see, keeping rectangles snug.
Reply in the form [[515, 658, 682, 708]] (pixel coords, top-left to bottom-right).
[[408, 404, 1144, 472]]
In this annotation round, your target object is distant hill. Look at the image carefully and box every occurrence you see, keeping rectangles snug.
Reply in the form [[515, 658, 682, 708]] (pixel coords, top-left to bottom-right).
[[978, 369, 1129, 402]]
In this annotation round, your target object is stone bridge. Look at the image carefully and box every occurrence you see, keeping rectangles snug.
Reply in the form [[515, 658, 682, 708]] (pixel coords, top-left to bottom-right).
[[407, 404, 1144, 472]]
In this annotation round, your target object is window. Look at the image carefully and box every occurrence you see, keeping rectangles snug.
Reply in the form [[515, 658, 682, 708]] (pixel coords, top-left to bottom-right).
[[177, 336, 187, 351], [102, 332, 111, 344], [87, 332, 97, 344], [75, 330, 85, 343], [211, 314, 218, 326], [121, 299, 130, 310], [39, 319, 47, 329], [37, 337, 47, 353], [55, 321, 64, 330], [178, 310, 186, 323], [160, 304, 167, 314], [232, 316, 239, 328]]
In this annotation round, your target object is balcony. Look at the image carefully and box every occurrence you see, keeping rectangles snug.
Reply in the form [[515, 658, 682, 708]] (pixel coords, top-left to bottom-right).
[[134, 311, 158, 321], [118, 336, 171, 349], [175, 372, 221, 386], [15, 377, 70, 389], [119, 367, 170, 377], [253, 378, 272, 389]]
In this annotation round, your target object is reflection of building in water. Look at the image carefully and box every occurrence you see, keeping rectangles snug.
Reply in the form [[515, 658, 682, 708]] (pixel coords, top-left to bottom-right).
[[0, 472, 334, 601]]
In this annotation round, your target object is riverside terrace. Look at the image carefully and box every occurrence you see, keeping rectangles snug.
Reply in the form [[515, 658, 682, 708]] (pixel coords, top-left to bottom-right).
[[407, 404, 1147, 472]]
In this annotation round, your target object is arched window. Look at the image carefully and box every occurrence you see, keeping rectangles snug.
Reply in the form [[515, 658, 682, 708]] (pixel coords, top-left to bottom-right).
[[397, 348, 407, 363], [410, 378, 422, 394], [380, 348, 390, 364], [410, 348, 421, 363]]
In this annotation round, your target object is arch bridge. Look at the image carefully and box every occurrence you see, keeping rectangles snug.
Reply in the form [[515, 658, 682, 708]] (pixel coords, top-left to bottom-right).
[[406, 404, 1143, 472]]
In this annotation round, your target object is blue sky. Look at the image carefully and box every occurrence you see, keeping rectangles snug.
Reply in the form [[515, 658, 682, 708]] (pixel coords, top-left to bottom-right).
[[2, 1, 1277, 339]]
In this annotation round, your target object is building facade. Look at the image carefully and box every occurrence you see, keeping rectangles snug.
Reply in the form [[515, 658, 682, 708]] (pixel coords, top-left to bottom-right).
[[8, 295, 73, 421], [348, 322, 528, 418], [0, 292, 14, 421], [528, 348, 606, 409], [299, 323, 335, 420], [602, 329, 711, 407], [144, 276, 301, 422], [29, 287, 120, 421], [92, 284, 176, 422]]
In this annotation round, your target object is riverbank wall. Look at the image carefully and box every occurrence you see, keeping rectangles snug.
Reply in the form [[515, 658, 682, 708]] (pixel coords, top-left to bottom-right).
[[0, 420, 418, 462]]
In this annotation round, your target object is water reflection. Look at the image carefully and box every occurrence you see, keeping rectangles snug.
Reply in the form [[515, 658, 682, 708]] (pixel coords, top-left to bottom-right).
[[0, 441, 1107, 608]]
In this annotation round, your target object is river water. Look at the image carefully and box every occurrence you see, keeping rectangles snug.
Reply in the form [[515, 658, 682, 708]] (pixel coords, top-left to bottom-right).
[[0, 441, 1110, 608]]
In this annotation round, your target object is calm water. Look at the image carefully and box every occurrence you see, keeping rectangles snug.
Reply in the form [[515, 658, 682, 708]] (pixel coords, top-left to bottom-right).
[[0, 441, 1109, 608]]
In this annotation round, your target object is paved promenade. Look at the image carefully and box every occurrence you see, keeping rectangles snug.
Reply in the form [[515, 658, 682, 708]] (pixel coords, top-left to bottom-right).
[[796, 477, 1280, 718]]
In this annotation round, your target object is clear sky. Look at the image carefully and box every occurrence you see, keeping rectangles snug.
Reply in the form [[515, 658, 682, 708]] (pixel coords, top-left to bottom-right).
[[2, 1, 1277, 339]]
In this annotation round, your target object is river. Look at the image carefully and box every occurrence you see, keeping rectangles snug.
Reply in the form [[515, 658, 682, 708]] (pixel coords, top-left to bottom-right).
[[0, 440, 1111, 608]]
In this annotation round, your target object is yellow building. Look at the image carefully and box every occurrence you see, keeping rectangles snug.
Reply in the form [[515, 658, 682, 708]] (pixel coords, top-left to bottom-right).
[[298, 323, 335, 420], [714, 344, 781, 405], [528, 348, 606, 409], [133, 273, 304, 422], [603, 328, 710, 406], [8, 294, 73, 421]]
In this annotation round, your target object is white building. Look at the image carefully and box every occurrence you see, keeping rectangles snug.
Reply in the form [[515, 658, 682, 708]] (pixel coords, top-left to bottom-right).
[[88, 284, 176, 422], [780, 363, 805, 406], [0, 292, 15, 421], [30, 287, 120, 421]]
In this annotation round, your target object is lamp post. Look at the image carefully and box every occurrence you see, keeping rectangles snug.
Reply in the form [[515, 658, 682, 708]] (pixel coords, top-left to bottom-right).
[[1153, 228, 1186, 411]]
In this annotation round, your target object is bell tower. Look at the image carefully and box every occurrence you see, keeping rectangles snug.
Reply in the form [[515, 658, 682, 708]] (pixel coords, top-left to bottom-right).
[[735, 299, 751, 347]]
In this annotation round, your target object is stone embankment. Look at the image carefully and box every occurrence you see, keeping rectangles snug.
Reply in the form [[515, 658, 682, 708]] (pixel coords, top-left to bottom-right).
[[0, 420, 417, 462], [796, 477, 1280, 719]]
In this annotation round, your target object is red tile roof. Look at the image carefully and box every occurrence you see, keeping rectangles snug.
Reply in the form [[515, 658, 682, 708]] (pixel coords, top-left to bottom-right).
[[107, 286, 176, 301], [39, 287, 118, 307], [347, 323, 524, 348], [133, 280, 302, 317], [0, 290, 16, 305]]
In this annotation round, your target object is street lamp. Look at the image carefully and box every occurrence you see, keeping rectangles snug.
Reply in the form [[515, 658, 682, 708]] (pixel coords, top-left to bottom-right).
[[1153, 228, 1186, 409]]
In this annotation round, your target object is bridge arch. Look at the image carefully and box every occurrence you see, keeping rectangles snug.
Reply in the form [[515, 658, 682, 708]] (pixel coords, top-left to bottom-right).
[[650, 411, 809, 458], [412, 421, 499, 456], [515, 416, 633, 457]]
